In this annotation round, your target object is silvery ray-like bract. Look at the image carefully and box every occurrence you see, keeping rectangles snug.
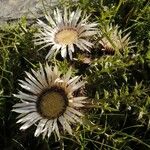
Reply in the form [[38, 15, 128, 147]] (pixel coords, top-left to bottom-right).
[[99, 24, 135, 53], [12, 64, 86, 139], [34, 7, 97, 60]]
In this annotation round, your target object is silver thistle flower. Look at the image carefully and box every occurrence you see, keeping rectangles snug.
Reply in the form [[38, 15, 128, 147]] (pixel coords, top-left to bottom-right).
[[34, 8, 97, 59], [12, 64, 87, 139]]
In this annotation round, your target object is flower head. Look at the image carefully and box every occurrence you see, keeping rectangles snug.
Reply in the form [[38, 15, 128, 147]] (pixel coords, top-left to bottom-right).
[[12, 64, 86, 139], [99, 24, 135, 54], [34, 8, 97, 59]]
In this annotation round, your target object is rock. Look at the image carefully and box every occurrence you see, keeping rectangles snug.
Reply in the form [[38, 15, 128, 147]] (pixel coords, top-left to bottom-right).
[[0, 0, 58, 24]]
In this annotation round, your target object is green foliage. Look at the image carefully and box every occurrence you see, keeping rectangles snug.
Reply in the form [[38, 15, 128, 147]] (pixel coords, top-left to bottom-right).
[[0, 0, 150, 150]]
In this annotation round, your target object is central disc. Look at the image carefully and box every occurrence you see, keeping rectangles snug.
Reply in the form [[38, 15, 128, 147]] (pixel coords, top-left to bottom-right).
[[55, 29, 78, 45], [37, 88, 68, 119]]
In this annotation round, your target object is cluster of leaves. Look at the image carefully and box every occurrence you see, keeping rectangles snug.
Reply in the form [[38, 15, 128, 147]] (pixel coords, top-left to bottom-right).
[[0, 0, 150, 149]]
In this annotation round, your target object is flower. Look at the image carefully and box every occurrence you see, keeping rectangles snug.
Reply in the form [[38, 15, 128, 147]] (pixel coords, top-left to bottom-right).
[[12, 63, 86, 139], [99, 24, 135, 54], [34, 8, 97, 60]]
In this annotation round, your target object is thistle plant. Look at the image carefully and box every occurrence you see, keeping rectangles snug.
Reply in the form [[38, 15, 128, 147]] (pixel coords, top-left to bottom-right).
[[0, 0, 150, 150]]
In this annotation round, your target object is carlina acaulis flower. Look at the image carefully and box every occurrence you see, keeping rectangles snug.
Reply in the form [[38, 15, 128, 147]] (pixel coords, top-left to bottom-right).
[[34, 7, 97, 60], [99, 24, 135, 55], [12, 63, 87, 139]]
